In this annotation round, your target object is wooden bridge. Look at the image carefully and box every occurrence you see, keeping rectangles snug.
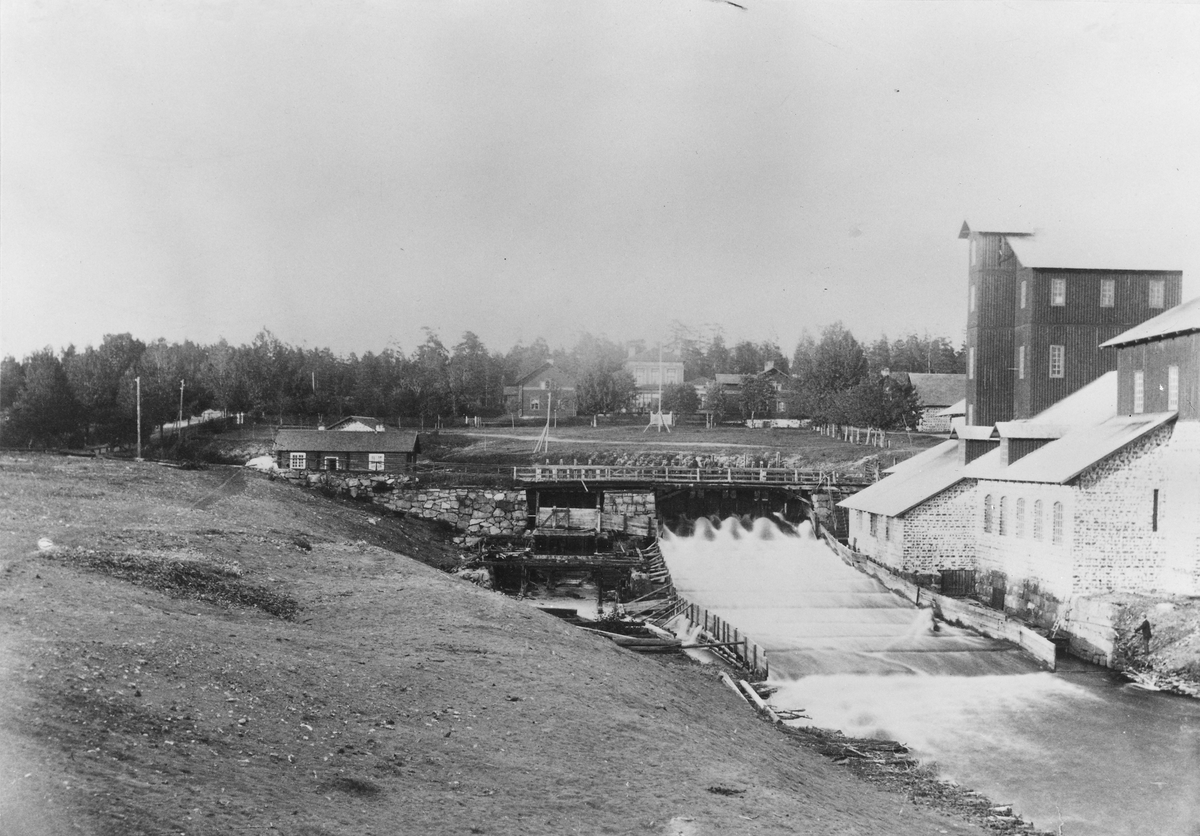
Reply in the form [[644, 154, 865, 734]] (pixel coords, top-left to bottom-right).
[[512, 464, 869, 491]]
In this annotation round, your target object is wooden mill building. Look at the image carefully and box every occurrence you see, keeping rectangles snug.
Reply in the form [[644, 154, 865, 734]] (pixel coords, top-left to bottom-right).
[[959, 220, 1182, 427]]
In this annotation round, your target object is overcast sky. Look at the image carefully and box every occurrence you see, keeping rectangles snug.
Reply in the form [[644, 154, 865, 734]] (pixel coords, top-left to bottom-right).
[[3, 0, 1198, 360]]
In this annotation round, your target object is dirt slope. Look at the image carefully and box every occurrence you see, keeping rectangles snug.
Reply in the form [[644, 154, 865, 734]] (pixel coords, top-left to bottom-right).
[[0, 454, 985, 836]]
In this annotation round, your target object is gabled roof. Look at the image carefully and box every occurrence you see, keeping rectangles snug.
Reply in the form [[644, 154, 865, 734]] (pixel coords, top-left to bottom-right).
[[906, 373, 965, 408], [838, 440, 964, 516], [714, 373, 745, 385], [970, 413, 1175, 484], [960, 218, 1183, 271], [273, 429, 421, 454], [1099, 295, 1200, 348], [514, 361, 574, 388], [959, 219, 1035, 238]]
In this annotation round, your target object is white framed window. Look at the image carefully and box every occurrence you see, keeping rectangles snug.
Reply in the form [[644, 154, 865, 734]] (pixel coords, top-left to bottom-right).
[[1100, 279, 1115, 308], [970, 284, 977, 313], [1051, 278, 1066, 306], [1018, 345, 1025, 380], [530, 398, 541, 411], [323, 456, 339, 471], [368, 453, 385, 471], [1133, 371, 1144, 413], [1168, 366, 1179, 411], [968, 346, 976, 380], [1020, 280, 1027, 309], [1015, 498, 1025, 538], [1149, 280, 1165, 309], [1052, 501, 1065, 545], [1049, 345, 1065, 378], [289, 452, 306, 470], [1033, 500, 1044, 540]]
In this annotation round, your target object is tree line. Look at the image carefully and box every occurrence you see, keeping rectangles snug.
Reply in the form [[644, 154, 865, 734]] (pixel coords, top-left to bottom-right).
[[0, 324, 963, 446]]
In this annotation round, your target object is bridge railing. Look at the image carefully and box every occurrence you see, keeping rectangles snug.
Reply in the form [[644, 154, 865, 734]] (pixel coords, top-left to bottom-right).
[[512, 464, 847, 486]]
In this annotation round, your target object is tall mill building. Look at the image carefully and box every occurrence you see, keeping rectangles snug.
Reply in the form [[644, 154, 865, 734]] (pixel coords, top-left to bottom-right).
[[959, 221, 1182, 426]]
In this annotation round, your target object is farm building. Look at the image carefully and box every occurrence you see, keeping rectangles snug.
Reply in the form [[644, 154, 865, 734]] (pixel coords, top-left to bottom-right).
[[886, 372, 965, 432], [273, 427, 421, 473], [504, 361, 577, 419], [324, 415, 389, 432], [959, 219, 1182, 427]]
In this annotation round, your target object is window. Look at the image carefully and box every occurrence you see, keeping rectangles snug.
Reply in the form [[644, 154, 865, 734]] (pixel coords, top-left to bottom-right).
[[968, 346, 976, 380], [869, 513, 878, 537], [1100, 279, 1115, 308], [1033, 500, 1044, 540], [983, 494, 994, 533], [1018, 345, 1025, 380], [1015, 498, 1025, 538], [998, 496, 1008, 536], [530, 398, 541, 411], [1152, 489, 1159, 532], [1149, 280, 1165, 309], [1051, 277, 1066, 306], [884, 517, 890, 540], [1052, 502, 1064, 545], [1133, 371, 1144, 413], [289, 452, 306, 470], [368, 453, 385, 472], [967, 404, 974, 425], [970, 284, 977, 313], [1020, 280, 1027, 309], [1168, 366, 1179, 411], [1049, 345, 1065, 378]]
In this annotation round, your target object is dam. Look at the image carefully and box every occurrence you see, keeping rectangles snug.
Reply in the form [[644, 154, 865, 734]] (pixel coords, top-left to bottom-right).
[[659, 519, 1200, 836]]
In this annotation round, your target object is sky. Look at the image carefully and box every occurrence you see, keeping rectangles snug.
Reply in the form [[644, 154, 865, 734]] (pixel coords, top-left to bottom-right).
[[2, 0, 1198, 360]]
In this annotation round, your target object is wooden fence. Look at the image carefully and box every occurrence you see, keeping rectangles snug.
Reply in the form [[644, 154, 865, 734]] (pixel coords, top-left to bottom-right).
[[651, 596, 770, 680]]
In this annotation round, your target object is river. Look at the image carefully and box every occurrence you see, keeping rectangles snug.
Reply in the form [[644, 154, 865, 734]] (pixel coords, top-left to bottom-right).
[[659, 518, 1200, 836]]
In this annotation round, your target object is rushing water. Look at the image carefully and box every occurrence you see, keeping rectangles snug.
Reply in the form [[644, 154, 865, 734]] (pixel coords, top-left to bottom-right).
[[660, 518, 1200, 836]]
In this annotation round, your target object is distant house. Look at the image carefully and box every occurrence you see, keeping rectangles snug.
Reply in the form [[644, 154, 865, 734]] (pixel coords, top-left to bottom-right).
[[504, 361, 577, 419], [886, 372, 965, 433], [274, 427, 421, 473], [325, 415, 389, 432], [625, 348, 685, 411]]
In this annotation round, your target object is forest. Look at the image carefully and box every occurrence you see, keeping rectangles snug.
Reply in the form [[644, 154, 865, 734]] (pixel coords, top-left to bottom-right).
[[0, 322, 964, 447]]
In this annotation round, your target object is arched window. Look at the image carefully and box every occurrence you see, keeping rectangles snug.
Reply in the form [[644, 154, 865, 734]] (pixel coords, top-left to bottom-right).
[[1015, 498, 1025, 538], [983, 494, 993, 532], [998, 497, 1008, 536], [1052, 502, 1065, 545], [1033, 500, 1043, 540]]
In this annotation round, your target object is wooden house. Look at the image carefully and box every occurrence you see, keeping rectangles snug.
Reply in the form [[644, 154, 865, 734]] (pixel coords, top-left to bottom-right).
[[959, 220, 1181, 427], [273, 427, 421, 473], [325, 415, 388, 432], [504, 362, 577, 419], [625, 348, 685, 411]]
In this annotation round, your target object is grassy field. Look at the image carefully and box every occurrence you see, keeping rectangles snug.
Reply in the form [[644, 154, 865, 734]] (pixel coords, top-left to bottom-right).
[[0, 453, 1003, 836]]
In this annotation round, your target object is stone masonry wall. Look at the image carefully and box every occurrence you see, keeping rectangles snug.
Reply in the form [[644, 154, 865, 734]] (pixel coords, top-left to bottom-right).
[[602, 491, 656, 517], [376, 488, 528, 540], [1072, 423, 1175, 594], [902, 480, 977, 572]]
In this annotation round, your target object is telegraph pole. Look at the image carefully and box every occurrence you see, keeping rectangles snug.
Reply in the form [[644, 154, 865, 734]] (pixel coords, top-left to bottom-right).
[[135, 376, 143, 461], [178, 379, 185, 436]]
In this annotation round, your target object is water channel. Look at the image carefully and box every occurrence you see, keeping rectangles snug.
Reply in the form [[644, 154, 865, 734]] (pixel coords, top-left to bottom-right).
[[659, 518, 1200, 836]]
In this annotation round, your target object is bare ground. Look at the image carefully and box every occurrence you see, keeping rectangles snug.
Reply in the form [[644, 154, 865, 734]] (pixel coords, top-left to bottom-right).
[[1, 453, 999, 836]]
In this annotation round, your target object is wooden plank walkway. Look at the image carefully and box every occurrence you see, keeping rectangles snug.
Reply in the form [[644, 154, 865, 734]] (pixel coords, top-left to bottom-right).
[[513, 464, 867, 489]]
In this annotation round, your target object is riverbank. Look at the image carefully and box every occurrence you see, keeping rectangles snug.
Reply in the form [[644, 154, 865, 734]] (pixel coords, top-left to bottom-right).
[[1, 453, 997, 835]]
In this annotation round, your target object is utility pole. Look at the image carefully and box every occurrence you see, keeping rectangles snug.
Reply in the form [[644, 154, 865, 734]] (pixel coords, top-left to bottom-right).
[[135, 376, 143, 461], [178, 379, 185, 436]]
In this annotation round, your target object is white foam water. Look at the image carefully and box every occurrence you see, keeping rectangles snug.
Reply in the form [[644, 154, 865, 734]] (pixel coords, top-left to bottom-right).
[[659, 518, 1200, 835]]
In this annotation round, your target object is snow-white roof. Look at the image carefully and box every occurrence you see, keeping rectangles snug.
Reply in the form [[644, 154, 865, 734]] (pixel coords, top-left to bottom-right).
[[838, 440, 965, 516], [1099, 295, 1200, 348], [1006, 229, 1182, 272], [936, 398, 966, 417]]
